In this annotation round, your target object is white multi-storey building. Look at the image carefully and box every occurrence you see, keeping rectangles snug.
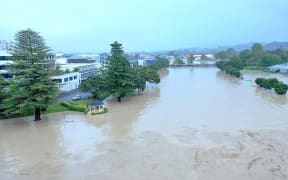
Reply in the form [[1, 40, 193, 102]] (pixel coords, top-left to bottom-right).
[[0, 50, 13, 78], [51, 72, 81, 92]]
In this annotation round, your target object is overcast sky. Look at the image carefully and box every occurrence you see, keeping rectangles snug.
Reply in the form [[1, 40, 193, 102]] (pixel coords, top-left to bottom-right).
[[1, 0, 288, 52]]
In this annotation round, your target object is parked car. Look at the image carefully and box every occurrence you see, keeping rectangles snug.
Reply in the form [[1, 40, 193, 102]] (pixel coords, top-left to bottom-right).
[[72, 95, 81, 101]]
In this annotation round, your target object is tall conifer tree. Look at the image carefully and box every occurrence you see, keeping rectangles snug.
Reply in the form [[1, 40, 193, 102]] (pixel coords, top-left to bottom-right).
[[104, 41, 134, 102], [3, 28, 57, 121]]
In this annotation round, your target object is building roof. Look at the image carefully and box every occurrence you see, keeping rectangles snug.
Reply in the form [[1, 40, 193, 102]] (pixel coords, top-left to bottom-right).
[[68, 55, 88, 60], [90, 100, 104, 106]]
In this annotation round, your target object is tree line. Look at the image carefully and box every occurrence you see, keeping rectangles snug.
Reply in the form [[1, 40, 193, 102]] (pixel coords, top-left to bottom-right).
[[215, 43, 288, 78], [215, 43, 288, 67]]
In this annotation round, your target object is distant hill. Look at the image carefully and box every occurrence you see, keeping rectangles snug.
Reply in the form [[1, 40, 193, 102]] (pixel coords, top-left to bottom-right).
[[156, 42, 288, 56], [263, 42, 288, 51], [213, 42, 288, 52]]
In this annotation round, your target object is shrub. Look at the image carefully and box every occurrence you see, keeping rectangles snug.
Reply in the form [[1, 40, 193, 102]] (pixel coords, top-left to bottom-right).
[[255, 78, 288, 95], [261, 79, 273, 89], [274, 83, 288, 95], [267, 78, 279, 87], [255, 78, 265, 85], [231, 69, 241, 78], [216, 61, 242, 78]]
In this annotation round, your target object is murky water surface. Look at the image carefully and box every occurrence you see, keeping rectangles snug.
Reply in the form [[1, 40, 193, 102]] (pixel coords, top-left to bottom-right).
[[1, 67, 288, 180]]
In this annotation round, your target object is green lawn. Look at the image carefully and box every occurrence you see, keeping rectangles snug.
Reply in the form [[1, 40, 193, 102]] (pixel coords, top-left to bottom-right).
[[243, 66, 267, 71], [42, 98, 94, 115], [73, 99, 94, 105], [1, 98, 98, 119], [42, 103, 69, 114]]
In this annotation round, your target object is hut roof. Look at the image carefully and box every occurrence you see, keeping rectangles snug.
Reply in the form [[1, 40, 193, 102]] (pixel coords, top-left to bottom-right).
[[90, 100, 104, 106]]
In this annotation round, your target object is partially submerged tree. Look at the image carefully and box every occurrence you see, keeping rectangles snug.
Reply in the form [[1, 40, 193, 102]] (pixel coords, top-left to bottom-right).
[[174, 58, 184, 65], [3, 28, 57, 121], [133, 66, 160, 93], [187, 54, 194, 64], [260, 54, 282, 67], [80, 70, 109, 100], [104, 41, 135, 102], [150, 57, 169, 70]]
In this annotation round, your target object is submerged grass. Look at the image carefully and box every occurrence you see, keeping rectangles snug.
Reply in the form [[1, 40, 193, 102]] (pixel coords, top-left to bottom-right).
[[244, 66, 267, 71]]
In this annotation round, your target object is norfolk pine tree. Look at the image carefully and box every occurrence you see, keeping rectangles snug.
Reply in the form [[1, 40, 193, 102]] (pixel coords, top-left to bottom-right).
[[104, 42, 135, 102], [3, 28, 57, 121]]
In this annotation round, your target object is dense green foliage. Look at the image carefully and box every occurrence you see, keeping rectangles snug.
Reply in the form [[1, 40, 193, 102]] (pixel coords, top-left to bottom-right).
[[216, 42, 288, 78], [149, 57, 169, 70], [215, 43, 288, 68], [96, 91, 110, 100], [214, 48, 236, 60], [216, 55, 244, 78], [133, 66, 160, 93], [79, 73, 110, 100], [261, 54, 282, 67], [104, 42, 135, 102], [2, 29, 57, 121], [274, 83, 288, 95], [255, 78, 288, 95], [173, 58, 184, 65], [81, 42, 163, 102]]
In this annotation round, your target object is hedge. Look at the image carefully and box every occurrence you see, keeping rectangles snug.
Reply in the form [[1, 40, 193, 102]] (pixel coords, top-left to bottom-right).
[[61, 101, 89, 113], [216, 61, 242, 78], [274, 83, 288, 95], [255, 78, 288, 95]]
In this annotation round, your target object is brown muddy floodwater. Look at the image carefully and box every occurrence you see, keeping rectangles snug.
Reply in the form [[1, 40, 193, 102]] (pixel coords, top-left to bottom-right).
[[1, 67, 288, 180]]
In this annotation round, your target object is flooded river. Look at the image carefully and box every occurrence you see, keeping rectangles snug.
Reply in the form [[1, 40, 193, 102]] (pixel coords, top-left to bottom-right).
[[1, 67, 288, 180]]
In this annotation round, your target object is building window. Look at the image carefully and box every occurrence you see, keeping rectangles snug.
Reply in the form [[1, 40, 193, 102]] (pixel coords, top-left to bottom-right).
[[69, 77, 73, 81], [52, 79, 62, 83], [64, 78, 68, 82], [74, 76, 77, 79]]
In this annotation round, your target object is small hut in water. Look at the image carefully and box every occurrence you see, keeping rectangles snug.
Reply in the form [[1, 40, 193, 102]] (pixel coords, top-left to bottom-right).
[[89, 100, 104, 113]]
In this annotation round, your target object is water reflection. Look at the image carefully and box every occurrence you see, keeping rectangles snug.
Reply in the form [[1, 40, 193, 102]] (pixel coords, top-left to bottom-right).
[[216, 71, 241, 85], [159, 68, 170, 78], [85, 69, 169, 140], [87, 87, 161, 140], [0, 116, 64, 177], [255, 87, 288, 106]]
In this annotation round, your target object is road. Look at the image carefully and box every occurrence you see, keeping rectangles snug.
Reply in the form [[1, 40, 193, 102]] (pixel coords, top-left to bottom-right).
[[56, 89, 93, 101]]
